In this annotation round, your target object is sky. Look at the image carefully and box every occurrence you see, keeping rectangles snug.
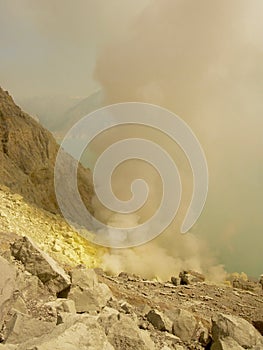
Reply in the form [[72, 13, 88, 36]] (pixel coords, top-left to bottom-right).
[[0, 0, 263, 277], [0, 0, 150, 98]]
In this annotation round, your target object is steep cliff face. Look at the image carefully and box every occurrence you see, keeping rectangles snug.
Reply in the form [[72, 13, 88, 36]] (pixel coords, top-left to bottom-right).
[[0, 87, 93, 216]]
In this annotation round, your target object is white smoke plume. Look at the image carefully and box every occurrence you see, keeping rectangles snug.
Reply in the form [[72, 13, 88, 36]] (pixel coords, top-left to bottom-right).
[[91, 0, 263, 279]]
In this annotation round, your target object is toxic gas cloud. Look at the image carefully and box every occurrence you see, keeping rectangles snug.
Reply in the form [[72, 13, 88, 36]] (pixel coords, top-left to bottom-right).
[[1, 1, 263, 278], [92, 0, 263, 278]]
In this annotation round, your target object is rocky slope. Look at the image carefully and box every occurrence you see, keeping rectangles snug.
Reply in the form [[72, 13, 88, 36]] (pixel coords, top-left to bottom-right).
[[0, 86, 93, 215], [0, 235, 262, 350], [0, 88, 262, 349], [0, 185, 262, 349], [0, 185, 103, 268]]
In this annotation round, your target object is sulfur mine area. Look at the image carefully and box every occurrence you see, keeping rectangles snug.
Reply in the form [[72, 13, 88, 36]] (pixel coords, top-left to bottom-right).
[[0, 87, 263, 349]]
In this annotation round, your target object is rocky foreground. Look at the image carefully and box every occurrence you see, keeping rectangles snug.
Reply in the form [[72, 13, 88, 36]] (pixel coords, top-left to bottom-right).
[[0, 87, 263, 349], [0, 235, 262, 350]]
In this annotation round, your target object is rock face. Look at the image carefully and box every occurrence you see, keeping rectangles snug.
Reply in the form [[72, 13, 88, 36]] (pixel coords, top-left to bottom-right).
[[0, 87, 94, 216], [10, 236, 70, 294]]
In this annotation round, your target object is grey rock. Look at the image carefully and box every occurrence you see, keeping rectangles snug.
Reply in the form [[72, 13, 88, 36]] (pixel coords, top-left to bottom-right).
[[4, 312, 56, 344], [211, 337, 244, 350], [107, 314, 155, 350], [16, 270, 45, 300], [179, 270, 205, 285], [68, 266, 112, 313], [138, 304, 151, 316], [98, 306, 120, 330], [10, 236, 70, 294], [69, 265, 98, 288], [166, 308, 198, 342], [232, 278, 258, 292], [171, 277, 180, 286], [15, 314, 114, 350], [212, 313, 262, 348], [146, 309, 173, 333], [11, 296, 28, 314], [0, 256, 17, 328], [45, 298, 76, 315], [120, 301, 133, 314]]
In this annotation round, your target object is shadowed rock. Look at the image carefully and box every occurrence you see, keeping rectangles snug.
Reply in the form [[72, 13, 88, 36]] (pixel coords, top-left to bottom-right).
[[10, 236, 70, 294]]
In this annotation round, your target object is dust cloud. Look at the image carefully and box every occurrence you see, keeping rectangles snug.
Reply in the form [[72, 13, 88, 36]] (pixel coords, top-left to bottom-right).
[[92, 0, 263, 279], [1, 1, 262, 278]]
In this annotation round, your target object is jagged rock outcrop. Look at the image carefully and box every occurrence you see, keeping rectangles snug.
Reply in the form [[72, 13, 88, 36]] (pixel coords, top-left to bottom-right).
[[0, 87, 94, 217], [10, 236, 70, 294]]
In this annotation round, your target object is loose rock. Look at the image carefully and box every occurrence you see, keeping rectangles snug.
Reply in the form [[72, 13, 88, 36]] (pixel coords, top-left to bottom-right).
[[147, 309, 173, 333], [212, 313, 262, 348], [10, 236, 70, 294], [0, 256, 17, 328], [166, 308, 198, 342], [68, 266, 112, 313]]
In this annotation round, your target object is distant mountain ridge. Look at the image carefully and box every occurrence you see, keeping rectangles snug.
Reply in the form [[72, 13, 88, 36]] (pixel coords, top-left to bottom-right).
[[18, 90, 105, 138]]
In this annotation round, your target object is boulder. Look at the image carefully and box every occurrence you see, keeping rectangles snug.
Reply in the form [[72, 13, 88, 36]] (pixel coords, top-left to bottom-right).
[[211, 337, 244, 350], [0, 256, 17, 328], [212, 313, 262, 348], [68, 266, 113, 313], [146, 309, 173, 333], [179, 270, 205, 285], [166, 308, 198, 342], [107, 314, 155, 350], [11, 295, 28, 314], [4, 312, 56, 344], [232, 277, 258, 291], [45, 298, 76, 315], [98, 306, 120, 332], [10, 236, 70, 294], [16, 269, 46, 300], [12, 314, 114, 350], [69, 265, 98, 288], [171, 276, 180, 286]]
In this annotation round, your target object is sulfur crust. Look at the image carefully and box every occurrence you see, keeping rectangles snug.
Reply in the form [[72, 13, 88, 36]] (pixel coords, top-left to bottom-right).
[[0, 185, 106, 269]]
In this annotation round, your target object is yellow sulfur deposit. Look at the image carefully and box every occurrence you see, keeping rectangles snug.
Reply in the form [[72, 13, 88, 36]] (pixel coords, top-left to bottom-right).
[[0, 185, 106, 269]]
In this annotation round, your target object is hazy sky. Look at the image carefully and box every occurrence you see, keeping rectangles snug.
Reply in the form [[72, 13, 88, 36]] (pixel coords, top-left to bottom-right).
[[0, 0, 150, 98], [1, 1, 263, 276]]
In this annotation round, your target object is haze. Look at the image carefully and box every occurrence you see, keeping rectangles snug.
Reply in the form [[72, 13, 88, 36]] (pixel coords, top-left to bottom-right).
[[0, 0, 263, 277]]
